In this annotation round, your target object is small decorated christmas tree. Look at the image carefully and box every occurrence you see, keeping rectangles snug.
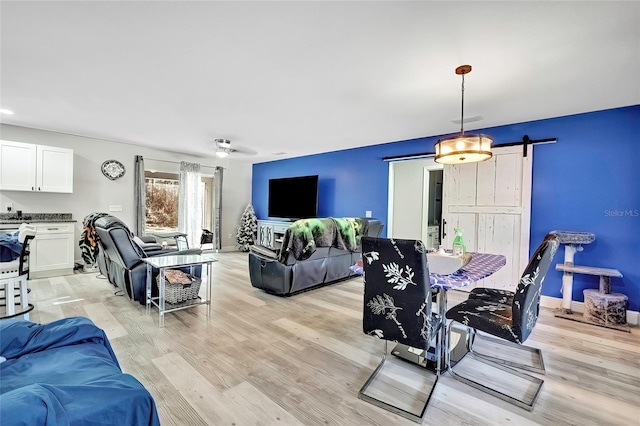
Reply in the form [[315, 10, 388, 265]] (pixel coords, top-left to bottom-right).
[[236, 204, 257, 251]]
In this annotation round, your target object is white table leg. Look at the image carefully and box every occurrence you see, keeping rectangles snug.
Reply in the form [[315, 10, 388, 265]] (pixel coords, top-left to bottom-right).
[[145, 263, 152, 315], [206, 261, 212, 319], [5, 278, 16, 318], [159, 269, 165, 327]]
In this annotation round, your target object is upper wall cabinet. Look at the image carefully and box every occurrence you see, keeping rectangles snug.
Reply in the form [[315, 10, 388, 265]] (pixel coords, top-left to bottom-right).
[[0, 140, 74, 193]]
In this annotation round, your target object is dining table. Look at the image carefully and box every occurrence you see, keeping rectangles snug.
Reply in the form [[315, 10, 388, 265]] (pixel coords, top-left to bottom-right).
[[385, 252, 507, 371]]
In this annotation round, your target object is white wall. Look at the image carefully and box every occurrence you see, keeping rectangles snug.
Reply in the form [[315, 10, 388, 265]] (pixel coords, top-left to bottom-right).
[[0, 124, 252, 259]]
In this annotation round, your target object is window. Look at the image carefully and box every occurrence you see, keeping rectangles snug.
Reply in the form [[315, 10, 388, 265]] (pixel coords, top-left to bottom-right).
[[145, 172, 179, 232], [144, 171, 214, 235]]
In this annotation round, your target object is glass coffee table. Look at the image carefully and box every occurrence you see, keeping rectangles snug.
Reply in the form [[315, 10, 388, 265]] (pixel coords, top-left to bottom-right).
[[142, 252, 218, 327]]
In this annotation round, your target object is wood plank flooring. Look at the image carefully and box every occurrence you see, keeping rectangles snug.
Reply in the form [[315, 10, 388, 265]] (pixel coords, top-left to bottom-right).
[[23, 252, 640, 425]]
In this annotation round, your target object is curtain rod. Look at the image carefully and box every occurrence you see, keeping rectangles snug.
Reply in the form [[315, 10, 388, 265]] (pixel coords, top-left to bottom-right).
[[144, 157, 221, 170], [382, 135, 557, 162]]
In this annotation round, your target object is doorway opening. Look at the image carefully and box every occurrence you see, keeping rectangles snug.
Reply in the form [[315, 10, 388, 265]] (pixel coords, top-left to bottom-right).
[[387, 159, 443, 249], [423, 168, 443, 249]]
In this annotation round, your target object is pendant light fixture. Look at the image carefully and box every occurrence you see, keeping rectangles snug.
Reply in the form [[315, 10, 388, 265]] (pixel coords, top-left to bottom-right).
[[434, 65, 493, 164]]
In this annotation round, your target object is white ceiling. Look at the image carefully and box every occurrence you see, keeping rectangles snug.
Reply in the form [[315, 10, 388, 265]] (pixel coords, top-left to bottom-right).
[[1, 1, 639, 164]]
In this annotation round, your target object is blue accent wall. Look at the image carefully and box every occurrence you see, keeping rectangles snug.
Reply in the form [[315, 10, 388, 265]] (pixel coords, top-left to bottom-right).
[[253, 105, 640, 311]]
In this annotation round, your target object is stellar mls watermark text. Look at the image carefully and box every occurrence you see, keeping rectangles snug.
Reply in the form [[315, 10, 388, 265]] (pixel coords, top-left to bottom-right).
[[604, 209, 639, 217]]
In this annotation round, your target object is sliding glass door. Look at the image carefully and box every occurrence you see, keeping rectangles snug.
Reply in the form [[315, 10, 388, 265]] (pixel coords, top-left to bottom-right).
[[144, 170, 214, 247]]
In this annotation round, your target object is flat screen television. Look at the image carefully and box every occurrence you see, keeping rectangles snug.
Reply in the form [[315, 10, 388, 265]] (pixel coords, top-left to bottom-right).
[[268, 175, 318, 219]]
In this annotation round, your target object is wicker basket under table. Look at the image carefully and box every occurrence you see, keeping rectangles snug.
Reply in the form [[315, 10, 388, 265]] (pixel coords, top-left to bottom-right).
[[156, 270, 202, 304]]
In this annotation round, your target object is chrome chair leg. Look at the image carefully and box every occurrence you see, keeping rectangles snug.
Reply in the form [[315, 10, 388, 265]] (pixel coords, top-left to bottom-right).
[[446, 323, 544, 411], [359, 341, 438, 423], [469, 332, 545, 374], [435, 320, 442, 376]]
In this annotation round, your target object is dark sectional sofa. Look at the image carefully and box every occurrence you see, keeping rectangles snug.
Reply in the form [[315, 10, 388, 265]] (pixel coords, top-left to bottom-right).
[[249, 218, 383, 295]]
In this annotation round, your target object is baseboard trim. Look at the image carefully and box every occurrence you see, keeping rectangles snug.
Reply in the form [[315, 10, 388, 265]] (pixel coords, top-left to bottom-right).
[[30, 268, 74, 279], [540, 295, 638, 326]]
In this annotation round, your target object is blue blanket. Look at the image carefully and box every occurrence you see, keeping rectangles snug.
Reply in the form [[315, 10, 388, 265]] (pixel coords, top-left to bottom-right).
[[0, 232, 21, 262], [0, 317, 160, 426]]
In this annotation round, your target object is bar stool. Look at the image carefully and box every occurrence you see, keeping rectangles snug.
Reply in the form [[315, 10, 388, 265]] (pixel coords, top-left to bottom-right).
[[0, 224, 36, 320]]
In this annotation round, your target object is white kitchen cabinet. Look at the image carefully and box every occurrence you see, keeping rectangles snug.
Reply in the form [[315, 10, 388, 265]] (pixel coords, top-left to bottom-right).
[[0, 140, 37, 191], [0, 140, 74, 193], [30, 222, 75, 278], [37, 145, 74, 192]]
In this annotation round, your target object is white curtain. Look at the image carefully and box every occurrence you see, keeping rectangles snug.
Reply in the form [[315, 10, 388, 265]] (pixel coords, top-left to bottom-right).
[[213, 166, 223, 250], [178, 161, 202, 248]]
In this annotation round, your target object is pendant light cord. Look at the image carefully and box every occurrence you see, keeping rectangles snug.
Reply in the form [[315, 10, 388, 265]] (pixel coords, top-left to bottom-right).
[[460, 72, 465, 135]]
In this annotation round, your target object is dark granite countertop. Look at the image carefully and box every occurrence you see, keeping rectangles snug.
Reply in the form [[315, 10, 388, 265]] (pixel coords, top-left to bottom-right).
[[0, 219, 77, 224], [0, 213, 76, 224]]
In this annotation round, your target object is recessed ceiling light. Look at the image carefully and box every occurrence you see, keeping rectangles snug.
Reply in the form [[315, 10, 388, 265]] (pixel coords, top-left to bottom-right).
[[0, 109, 14, 115]]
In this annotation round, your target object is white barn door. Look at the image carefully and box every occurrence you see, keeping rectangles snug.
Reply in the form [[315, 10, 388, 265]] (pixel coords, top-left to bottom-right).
[[441, 145, 533, 291]]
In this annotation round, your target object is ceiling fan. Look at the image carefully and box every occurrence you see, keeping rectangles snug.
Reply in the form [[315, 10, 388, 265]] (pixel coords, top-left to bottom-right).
[[214, 139, 232, 158], [213, 139, 256, 158]]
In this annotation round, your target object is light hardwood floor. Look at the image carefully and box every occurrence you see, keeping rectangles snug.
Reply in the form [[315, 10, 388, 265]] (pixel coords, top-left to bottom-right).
[[26, 252, 640, 425]]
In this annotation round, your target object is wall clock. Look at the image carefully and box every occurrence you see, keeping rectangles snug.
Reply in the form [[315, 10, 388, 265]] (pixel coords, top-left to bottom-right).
[[101, 160, 126, 180]]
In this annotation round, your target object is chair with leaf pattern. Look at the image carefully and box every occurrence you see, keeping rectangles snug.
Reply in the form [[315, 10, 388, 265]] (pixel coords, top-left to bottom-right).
[[359, 237, 442, 423], [445, 233, 560, 410]]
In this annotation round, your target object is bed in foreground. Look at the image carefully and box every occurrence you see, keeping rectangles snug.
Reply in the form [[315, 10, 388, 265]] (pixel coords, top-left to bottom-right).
[[0, 316, 160, 425]]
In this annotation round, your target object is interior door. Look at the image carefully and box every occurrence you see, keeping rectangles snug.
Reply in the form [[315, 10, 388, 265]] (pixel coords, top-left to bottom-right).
[[441, 145, 533, 291]]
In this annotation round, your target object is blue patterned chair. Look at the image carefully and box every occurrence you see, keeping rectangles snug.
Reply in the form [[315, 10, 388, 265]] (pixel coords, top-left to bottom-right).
[[359, 237, 442, 423], [445, 233, 559, 410]]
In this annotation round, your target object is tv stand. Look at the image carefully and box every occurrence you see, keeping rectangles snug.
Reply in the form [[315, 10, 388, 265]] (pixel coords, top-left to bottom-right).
[[257, 219, 292, 250]]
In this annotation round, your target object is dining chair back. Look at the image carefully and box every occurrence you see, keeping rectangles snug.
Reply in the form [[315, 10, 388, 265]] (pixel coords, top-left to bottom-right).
[[512, 233, 560, 342], [359, 237, 441, 422]]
